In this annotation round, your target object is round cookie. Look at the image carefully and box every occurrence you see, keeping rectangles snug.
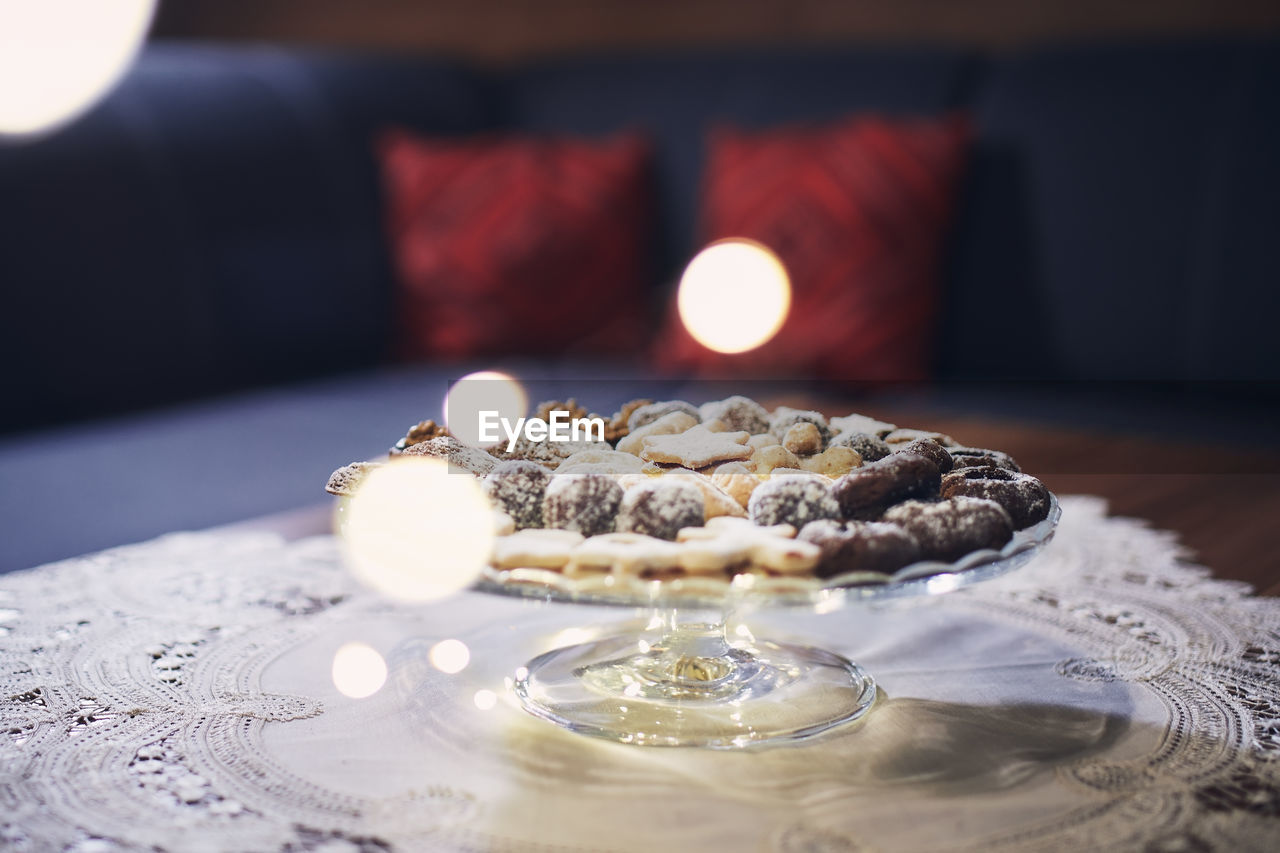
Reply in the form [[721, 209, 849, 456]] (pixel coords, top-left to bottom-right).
[[940, 466, 1050, 528], [483, 461, 553, 530], [831, 431, 891, 463], [882, 497, 1014, 562], [897, 438, 954, 474], [628, 400, 701, 430], [783, 422, 823, 455], [698, 396, 770, 435], [948, 447, 1022, 473], [618, 479, 705, 541], [798, 519, 922, 578], [748, 475, 840, 529], [543, 473, 624, 537], [769, 408, 833, 446], [831, 452, 941, 520]]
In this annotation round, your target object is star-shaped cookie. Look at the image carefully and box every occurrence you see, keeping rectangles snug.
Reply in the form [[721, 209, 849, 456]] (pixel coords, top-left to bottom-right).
[[640, 424, 752, 468], [491, 529, 584, 570], [676, 516, 821, 576], [567, 532, 682, 576]]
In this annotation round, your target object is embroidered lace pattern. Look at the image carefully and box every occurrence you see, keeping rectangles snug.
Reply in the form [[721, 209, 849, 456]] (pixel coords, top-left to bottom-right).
[[2, 497, 1278, 851]]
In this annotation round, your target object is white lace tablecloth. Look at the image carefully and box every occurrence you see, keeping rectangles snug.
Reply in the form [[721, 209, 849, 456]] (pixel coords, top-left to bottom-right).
[[3, 496, 1280, 852]]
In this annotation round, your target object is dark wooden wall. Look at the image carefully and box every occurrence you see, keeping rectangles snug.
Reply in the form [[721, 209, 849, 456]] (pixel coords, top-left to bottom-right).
[[153, 0, 1280, 61]]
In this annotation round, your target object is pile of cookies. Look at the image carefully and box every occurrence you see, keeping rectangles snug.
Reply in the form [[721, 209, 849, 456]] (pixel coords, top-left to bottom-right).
[[326, 396, 1053, 583]]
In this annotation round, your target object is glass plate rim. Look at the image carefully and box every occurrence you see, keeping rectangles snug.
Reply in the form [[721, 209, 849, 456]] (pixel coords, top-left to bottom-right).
[[472, 492, 1062, 611]]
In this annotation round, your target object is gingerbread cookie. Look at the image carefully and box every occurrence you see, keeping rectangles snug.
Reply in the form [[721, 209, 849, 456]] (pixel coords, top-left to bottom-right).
[[940, 466, 1050, 528], [882, 497, 1013, 562], [798, 519, 922, 578], [831, 452, 941, 520]]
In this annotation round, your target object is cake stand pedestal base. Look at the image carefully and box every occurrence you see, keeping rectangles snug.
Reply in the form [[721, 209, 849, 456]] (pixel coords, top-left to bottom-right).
[[513, 609, 876, 748]]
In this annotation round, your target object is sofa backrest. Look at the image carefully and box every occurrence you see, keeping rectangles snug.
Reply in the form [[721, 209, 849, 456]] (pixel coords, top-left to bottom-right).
[[500, 47, 977, 283], [4, 40, 1278, 433], [0, 44, 492, 432], [942, 40, 1280, 381]]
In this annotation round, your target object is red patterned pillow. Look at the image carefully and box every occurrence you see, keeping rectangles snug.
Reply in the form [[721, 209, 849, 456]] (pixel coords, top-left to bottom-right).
[[657, 114, 970, 380], [378, 129, 652, 361]]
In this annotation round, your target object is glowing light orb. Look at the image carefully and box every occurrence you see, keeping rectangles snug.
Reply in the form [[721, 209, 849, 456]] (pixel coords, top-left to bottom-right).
[[677, 239, 791, 354], [331, 642, 388, 699], [429, 639, 471, 674], [443, 370, 528, 447], [0, 0, 157, 136], [338, 457, 494, 602], [473, 689, 498, 710]]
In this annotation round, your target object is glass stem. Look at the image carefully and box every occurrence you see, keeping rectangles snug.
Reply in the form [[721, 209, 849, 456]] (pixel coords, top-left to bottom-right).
[[651, 606, 734, 684]]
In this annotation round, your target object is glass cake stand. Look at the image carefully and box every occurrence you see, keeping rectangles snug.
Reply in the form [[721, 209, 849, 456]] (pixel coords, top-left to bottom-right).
[[475, 494, 1061, 748]]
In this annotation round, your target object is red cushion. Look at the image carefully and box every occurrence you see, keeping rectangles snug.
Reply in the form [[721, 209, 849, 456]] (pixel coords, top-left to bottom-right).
[[656, 114, 971, 380], [378, 129, 652, 361]]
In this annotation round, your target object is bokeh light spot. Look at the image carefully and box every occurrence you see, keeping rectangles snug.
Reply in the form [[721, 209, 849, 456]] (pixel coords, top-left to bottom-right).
[[331, 642, 387, 699], [0, 0, 157, 136], [430, 638, 471, 674], [338, 457, 494, 602], [678, 239, 790, 354], [443, 370, 528, 447], [473, 689, 498, 710]]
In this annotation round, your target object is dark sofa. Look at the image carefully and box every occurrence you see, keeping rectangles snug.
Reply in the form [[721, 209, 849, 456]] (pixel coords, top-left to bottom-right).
[[2, 39, 1278, 573]]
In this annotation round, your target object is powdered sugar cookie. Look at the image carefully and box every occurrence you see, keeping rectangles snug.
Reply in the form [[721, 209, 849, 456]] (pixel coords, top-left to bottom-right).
[[555, 448, 646, 475], [325, 461, 380, 496], [491, 529, 584, 570], [616, 411, 698, 455], [830, 413, 896, 438], [641, 424, 752, 468], [568, 532, 683, 576], [617, 478, 705, 540], [698, 396, 770, 435], [678, 516, 821, 575], [402, 436, 498, 477]]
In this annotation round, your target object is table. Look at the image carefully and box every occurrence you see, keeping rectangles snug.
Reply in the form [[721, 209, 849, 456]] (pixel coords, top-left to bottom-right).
[[4, 493, 1280, 851]]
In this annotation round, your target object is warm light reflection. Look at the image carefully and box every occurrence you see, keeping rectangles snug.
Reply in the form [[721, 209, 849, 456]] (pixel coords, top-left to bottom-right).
[[473, 689, 498, 710], [429, 638, 471, 674], [338, 457, 493, 602], [0, 0, 156, 136], [443, 370, 528, 447], [678, 239, 790, 354], [331, 642, 387, 699]]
